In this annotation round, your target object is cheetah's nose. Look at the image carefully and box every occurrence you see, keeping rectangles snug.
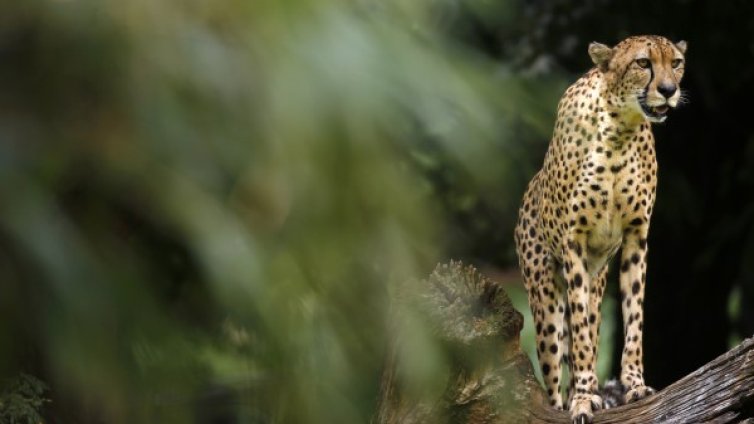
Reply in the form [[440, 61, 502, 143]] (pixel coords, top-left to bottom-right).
[[658, 83, 677, 99]]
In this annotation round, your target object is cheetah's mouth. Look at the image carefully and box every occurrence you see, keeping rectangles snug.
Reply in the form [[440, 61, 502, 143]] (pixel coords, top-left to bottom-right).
[[639, 102, 671, 122]]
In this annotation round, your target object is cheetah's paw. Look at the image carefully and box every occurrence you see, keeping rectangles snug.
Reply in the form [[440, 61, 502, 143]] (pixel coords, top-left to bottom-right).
[[569, 393, 603, 424], [624, 384, 655, 403]]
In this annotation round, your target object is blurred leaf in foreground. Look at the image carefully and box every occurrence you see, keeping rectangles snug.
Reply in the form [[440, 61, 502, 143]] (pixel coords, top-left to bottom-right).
[[0, 0, 562, 422]]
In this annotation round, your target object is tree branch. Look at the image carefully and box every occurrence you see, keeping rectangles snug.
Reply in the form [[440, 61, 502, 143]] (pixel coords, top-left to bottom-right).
[[376, 261, 754, 423]]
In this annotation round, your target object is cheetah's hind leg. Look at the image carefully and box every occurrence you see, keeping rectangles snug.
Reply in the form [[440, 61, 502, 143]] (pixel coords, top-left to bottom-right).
[[522, 253, 567, 410]]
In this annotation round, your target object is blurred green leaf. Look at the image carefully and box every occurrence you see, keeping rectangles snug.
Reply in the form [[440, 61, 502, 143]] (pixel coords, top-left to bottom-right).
[[0, 0, 568, 422]]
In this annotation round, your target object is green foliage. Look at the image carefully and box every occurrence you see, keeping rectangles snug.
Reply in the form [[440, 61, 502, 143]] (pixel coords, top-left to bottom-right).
[[0, 374, 49, 424], [0, 0, 564, 422]]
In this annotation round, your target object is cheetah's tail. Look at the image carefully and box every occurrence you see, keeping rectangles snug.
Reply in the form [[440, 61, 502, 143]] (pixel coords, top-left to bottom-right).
[[598, 379, 626, 409]]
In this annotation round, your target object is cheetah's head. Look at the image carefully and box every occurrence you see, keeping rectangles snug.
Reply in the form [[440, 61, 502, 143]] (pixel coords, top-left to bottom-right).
[[589, 35, 687, 124]]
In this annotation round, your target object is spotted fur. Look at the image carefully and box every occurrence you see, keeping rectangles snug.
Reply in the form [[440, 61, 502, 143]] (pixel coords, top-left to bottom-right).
[[514, 35, 687, 424]]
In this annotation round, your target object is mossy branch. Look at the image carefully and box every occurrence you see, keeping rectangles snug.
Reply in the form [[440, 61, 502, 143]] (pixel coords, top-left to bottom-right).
[[376, 261, 754, 423]]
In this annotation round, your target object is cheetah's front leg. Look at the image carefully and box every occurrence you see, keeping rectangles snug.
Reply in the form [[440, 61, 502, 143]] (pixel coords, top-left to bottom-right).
[[619, 228, 655, 403], [563, 236, 602, 423]]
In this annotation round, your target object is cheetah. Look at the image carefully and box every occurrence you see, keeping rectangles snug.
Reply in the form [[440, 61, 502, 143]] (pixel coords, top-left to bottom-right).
[[514, 35, 687, 423]]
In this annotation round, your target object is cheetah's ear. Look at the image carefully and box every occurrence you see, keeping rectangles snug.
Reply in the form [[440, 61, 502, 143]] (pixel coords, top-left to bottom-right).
[[675, 40, 688, 54], [588, 42, 613, 71]]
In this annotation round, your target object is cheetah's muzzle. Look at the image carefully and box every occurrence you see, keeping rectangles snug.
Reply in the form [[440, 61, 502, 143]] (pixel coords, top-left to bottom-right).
[[640, 102, 670, 120]]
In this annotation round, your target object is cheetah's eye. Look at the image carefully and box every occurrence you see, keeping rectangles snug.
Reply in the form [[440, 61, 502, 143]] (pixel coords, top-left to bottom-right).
[[671, 58, 683, 69], [636, 58, 651, 69]]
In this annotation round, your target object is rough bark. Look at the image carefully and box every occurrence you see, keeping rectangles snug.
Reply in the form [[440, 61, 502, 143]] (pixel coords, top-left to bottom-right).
[[375, 261, 754, 424]]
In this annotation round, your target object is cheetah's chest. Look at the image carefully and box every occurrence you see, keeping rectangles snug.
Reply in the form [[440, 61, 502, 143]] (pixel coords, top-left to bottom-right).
[[575, 144, 648, 276], [585, 203, 623, 276]]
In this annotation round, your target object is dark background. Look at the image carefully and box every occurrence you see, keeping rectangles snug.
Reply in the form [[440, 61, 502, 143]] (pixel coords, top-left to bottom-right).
[[1, 0, 753, 422]]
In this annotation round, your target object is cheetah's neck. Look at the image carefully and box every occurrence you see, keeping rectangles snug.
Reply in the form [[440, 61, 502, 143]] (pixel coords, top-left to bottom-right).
[[589, 72, 652, 150]]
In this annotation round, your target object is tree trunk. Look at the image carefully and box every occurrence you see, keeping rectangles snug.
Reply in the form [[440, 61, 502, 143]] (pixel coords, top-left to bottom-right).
[[375, 261, 754, 423]]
